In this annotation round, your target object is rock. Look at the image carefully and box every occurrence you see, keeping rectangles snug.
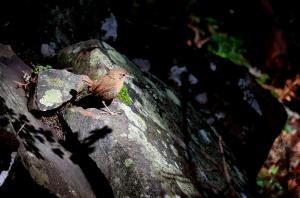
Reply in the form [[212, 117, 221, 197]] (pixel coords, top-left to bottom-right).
[[62, 106, 203, 197], [63, 106, 191, 197], [56, 39, 127, 80], [28, 69, 86, 112], [57, 40, 256, 197], [0, 44, 111, 197], [0, 39, 287, 197], [0, 129, 19, 187], [182, 51, 287, 179]]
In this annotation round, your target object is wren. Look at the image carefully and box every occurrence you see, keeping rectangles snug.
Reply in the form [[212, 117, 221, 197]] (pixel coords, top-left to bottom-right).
[[81, 67, 133, 114]]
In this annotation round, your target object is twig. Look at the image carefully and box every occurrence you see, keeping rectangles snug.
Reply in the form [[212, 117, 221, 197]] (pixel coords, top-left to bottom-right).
[[17, 123, 26, 134]]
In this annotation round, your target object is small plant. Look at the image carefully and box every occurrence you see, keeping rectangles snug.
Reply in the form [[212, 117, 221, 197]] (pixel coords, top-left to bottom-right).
[[208, 33, 251, 68], [118, 86, 133, 106], [256, 165, 285, 197], [188, 16, 252, 68], [257, 73, 270, 84], [33, 64, 52, 74], [283, 123, 294, 134]]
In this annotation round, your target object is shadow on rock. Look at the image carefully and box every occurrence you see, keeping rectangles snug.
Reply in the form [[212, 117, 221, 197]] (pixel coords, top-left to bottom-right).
[[59, 117, 114, 198], [1, 95, 114, 197], [75, 94, 112, 109]]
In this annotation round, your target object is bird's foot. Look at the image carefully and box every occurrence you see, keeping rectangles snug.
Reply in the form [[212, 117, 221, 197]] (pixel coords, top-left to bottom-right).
[[100, 109, 122, 115], [101, 100, 122, 115]]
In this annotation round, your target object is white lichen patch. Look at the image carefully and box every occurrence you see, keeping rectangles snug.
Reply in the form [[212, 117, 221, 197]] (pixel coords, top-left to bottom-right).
[[39, 89, 63, 107], [119, 103, 199, 196], [198, 129, 211, 143], [121, 104, 147, 132], [124, 158, 134, 167], [166, 89, 181, 106]]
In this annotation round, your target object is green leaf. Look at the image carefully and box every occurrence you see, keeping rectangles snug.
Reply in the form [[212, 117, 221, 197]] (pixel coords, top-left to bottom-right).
[[256, 179, 265, 188], [269, 165, 279, 175], [33, 64, 53, 74], [284, 124, 294, 133], [208, 33, 251, 68], [257, 74, 270, 84]]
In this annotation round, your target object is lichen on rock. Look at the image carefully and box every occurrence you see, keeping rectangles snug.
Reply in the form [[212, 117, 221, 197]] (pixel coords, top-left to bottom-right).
[[39, 89, 63, 108], [29, 69, 86, 112]]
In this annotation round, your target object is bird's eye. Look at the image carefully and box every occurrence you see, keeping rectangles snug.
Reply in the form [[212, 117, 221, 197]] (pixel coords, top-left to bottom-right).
[[122, 73, 126, 76]]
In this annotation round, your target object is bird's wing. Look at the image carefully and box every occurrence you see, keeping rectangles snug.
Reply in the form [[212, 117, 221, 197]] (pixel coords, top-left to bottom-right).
[[93, 77, 119, 99]]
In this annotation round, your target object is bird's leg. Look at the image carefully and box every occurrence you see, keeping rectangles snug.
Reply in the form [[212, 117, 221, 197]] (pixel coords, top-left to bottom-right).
[[101, 101, 122, 115]]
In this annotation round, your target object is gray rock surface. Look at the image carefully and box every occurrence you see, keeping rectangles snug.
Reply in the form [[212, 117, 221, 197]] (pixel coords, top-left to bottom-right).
[[0, 44, 110, 197], [57, 40, 253, 197], [29, 69, 86, 112], [0, 38, 286, 197]]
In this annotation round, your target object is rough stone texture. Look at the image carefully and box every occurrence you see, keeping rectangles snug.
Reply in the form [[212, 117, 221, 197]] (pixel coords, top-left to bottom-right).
[[56, 39, 126, 80], [0, 44, 111, 197], [0, 38, 287, 197], [0, 129, 19, 187], [58, 40, 258, 197], [29, 69, 86, 112], [182, 50, 287, 179]]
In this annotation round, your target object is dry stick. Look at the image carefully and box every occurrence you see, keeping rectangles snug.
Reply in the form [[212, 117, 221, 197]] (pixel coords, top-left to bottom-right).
[[218, 135, 239, 198], [17, 123, 26, 134]]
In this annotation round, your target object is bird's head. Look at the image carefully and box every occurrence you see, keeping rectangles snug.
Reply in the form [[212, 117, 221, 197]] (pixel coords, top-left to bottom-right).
[[108, 67, 134, 82]]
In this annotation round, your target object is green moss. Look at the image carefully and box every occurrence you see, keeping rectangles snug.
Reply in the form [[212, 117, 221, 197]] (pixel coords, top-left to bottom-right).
[[33, 64, 52, 74], [118, 86, 133, 105]]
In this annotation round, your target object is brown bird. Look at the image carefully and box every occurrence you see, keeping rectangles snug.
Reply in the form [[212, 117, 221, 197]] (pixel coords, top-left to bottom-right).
[[81, 67, 133, 115]]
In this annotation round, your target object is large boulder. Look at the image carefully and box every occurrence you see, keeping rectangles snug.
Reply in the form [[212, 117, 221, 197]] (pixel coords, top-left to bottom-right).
[[0, 44, 113, 197], [0, 39, 287, 197]]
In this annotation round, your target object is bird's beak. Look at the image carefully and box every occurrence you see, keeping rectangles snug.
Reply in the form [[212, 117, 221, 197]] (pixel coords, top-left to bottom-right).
[[126, 74, 134, 79]]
